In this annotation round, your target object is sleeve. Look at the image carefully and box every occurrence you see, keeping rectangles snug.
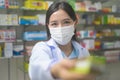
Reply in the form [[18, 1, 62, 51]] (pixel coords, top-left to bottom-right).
[[28, 42, 56, 80]]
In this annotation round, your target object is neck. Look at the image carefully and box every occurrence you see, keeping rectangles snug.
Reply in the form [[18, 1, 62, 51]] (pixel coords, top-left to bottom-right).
[[58, 41, 73, 57]]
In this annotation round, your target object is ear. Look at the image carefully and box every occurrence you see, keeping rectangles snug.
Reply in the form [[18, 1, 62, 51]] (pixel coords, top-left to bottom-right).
[[75, 13, 79, 25]]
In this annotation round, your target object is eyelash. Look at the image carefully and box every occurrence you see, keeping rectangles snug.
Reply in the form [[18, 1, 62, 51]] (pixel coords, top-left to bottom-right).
[[64, 21, 71, 24]]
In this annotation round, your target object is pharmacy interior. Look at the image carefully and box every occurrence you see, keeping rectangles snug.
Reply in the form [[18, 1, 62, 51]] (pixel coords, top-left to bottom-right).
[[0, 0, 120, 80]]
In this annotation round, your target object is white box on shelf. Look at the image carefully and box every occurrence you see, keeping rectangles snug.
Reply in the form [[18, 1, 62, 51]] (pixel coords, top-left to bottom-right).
[[83, 39, 95, 50], [37, 14, 46, 25], [4, 42, 13, 58]]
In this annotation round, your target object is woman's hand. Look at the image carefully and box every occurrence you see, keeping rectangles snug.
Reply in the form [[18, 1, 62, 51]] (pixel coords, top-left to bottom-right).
[[51, 59, 96, 80]]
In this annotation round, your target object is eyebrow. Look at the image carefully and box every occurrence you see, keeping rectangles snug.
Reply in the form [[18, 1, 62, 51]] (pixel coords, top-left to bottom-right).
[[50, 18, 72, 23], [63, 18, 72, 21], [50, 21, 57, 23]]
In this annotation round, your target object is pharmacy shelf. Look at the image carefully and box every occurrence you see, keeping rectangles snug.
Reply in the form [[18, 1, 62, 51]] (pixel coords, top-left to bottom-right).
[[89, 48, 120, 52], [0, 7, 46, 11], [24, 37, 46, 43], [89, 48, 120, 56], [94, 25, 120, 30], [0, 8, 19, 10], [12, 55, 24, 58], [77, 11, 120, 15], [23, 25, 45, 28], [96, 36, 120, 41], [77, 24, 120, 30], [94, 36, 120, 41], [1, 2, 120, 15], [0, 55, 23, 59], [79, 36, 120, 41], [83, 24, 120, 28], [0, 25, 45, 27], [0, 57, 7, 59], [76, 0, 109, 3], [0, 25, 19, 26], [24, 40, 41, 44], [21, 7, 46, 11], [21, 8, 47, 15], [0, 8, 21, 15]]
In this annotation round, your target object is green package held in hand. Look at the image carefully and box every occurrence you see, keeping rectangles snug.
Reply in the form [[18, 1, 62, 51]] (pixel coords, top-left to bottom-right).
[[70, 56, 106, 75]]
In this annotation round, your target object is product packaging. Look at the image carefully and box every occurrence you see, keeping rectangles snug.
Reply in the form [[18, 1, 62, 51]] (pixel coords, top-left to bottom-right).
[[13, 45, 24, 56], [4, 42, 13, 58], [70, 56, 106, 75], [23, 31, 47, 41]]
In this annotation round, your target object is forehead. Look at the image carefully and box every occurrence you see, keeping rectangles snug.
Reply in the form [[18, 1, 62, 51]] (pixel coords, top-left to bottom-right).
[[49, 9, 71, 22]]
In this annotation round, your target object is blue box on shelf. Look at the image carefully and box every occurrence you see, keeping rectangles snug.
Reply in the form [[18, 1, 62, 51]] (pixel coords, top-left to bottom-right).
[[23, 31, 47, 41]]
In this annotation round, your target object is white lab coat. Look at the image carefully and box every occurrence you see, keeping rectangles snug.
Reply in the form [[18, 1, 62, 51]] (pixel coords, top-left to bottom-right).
[[29, 38, 90, 80]]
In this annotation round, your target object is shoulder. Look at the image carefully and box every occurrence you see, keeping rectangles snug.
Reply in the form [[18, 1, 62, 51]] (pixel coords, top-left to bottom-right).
[[34, 41, 47, 47], [33, 38, 57, 48], [32, 41, 50, 51]]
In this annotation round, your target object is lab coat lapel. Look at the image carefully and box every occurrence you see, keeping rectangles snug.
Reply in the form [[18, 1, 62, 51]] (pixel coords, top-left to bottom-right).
[[46, 38, 64, 60]]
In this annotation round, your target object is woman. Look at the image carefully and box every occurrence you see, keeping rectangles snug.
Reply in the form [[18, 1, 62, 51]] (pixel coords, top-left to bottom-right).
[[29, 1, 96, 80]]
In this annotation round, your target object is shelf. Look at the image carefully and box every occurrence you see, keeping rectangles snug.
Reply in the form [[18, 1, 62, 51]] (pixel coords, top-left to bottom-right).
[[0, 8, 47, 14], [0, 57, 8, 59], [0, 8, 19, 10], [21, 7, 47, 14], [2, 8, 120, 15], [84, 24, 120, 27], [76, 0, 108, 3], [94, 25, 120, 30], [0, 41, 16, 43], [23, 25, 45, 27], [0, 25, 19, 27], [79, 36, 120, 41], [76, 11, 120, 15], [12, 55, 24, 58], [24, 40, 47, 43], [0, 24, 45, 27], [0, 55, 24, 59], [0, 7, 45, 11], [24, 40, 40, 46], [89, 48, 120, 56], [1, 8, 120, 15], [89, 48, 120, 52], [21, 7, 46, 11], [96, 36, 120, 41], [77, 24, 120, 30], [77, 24, 120, 27]]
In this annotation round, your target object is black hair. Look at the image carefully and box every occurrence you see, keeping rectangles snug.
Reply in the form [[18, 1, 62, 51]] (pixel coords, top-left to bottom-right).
[[45, 1, 77, 41]]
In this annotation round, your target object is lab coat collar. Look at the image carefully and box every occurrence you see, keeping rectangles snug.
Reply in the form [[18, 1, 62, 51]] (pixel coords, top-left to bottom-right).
[[46, 38, 84, 59], [72, 40, 83, 50], [46, 38, 58, 48], [46, 38, 82, 50]]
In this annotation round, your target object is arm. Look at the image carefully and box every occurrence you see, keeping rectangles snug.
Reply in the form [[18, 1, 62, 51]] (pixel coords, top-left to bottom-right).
[[28, 42, 56, 80], [29, 42, 96, 80]]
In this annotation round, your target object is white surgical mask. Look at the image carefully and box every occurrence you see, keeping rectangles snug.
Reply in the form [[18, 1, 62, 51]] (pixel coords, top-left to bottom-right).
[[49, 25, 75, 45]]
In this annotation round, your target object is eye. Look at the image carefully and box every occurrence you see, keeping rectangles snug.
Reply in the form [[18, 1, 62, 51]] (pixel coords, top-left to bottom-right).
[[63, 19, 73, 25], [64, 21, 71, 24], [49, 22, 58, 27]]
